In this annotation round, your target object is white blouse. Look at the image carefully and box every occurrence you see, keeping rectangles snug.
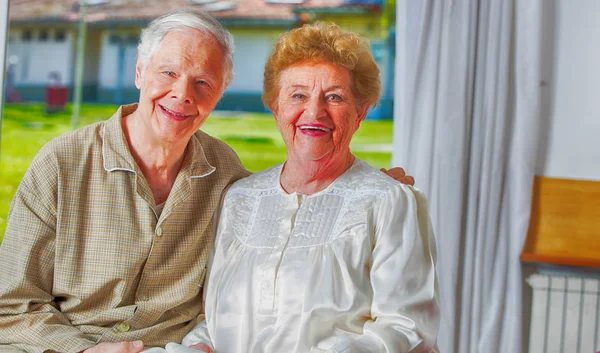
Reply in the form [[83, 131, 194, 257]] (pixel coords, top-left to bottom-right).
[[167, 159, 440, 353]]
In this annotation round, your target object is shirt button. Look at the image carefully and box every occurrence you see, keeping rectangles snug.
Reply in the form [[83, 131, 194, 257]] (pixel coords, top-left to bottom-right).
[[114, 321, 131, 332], [155, 226, 162, 237]]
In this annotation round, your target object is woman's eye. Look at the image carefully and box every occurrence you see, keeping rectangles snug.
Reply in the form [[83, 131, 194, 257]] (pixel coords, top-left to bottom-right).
[[292, 93, 306, 99], [164, 71, 176, 77], [327, 94, 342, 101]]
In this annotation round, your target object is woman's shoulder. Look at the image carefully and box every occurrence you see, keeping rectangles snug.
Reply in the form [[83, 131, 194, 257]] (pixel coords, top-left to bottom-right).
[[228, 163, 283, 193], [337, 159, 398, 192], [339, 159, 425, 203]]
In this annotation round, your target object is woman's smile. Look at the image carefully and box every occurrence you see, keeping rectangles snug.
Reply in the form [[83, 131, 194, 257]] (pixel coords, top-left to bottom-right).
[[297, 123, 332, 137]]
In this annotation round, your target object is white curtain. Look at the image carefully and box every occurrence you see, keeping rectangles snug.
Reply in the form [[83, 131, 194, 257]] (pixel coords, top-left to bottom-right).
[[392, 1, 542, 353]]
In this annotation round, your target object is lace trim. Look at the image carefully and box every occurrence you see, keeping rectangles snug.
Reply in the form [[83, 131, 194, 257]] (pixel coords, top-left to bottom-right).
[[222, 160, 394, 247]]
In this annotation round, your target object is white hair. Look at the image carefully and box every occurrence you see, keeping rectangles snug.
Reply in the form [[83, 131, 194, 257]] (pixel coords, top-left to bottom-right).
[[137, 9, 235, 88]]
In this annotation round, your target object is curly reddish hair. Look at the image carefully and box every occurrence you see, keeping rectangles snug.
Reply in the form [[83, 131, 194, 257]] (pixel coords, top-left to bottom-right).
[[262, 21, 381, 111]]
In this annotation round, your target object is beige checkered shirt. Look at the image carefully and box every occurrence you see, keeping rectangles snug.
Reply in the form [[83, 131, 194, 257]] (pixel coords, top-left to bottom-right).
[[0, 104, 250, 352]]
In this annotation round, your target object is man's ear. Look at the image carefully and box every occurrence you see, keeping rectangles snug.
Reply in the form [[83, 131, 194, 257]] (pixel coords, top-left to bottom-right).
[[134, 57, 143, 89]]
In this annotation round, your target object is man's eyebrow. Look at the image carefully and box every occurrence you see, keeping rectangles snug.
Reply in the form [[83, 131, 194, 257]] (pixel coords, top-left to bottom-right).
[[156, 62, 179, 69]]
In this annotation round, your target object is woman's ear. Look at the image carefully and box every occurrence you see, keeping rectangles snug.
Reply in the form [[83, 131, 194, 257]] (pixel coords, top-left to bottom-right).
[[270, 103, 283, 132], [355, 104, 370, 130], [270, 101, 279, 121]]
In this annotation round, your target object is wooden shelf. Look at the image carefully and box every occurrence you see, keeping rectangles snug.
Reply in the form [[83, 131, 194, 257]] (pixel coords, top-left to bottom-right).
[[520, 176, 600, 269]]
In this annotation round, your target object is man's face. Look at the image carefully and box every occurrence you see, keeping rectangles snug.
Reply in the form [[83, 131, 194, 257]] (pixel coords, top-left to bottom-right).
[[134, 28, 226, 144]]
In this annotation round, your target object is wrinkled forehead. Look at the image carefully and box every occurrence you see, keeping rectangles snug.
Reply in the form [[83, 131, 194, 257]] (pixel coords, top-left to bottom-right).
[[148, 29, 226, 73], [278, 62, 354, 95], [158, 28, 222, 53]]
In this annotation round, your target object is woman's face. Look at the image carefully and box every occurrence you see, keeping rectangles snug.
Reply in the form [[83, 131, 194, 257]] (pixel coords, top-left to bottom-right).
[[273, 62, 368, 163]]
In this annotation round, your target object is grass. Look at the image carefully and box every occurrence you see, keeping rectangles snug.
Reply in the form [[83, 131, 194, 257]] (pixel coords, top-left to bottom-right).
[[0, 103, 393, 241]]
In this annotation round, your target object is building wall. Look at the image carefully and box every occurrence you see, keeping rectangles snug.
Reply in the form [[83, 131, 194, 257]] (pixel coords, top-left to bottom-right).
[[7, 27, 74, 86], [7, 18, 395, 119], [7, 26, 104, 102], [218, 29, 281, 112], [316, 13, 394, 119], [97, 29, 140, 105]]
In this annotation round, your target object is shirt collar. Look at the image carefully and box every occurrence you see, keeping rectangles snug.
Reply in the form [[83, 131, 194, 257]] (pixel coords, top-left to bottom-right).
[[102, 104, 216, 178]]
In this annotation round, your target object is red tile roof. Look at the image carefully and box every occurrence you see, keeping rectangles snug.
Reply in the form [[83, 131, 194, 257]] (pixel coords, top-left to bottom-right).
[[9, 0, 374, 24]]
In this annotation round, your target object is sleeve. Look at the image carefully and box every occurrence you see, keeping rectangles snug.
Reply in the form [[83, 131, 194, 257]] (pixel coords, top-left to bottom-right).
[[318, 185, 440, 353], [168, 250, 214, 350], [0, 151, 97, 352], [164, 321, 212, 352]]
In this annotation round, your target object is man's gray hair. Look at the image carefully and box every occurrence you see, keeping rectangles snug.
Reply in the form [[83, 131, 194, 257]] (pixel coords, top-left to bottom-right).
[[137, 9, 235, 88]]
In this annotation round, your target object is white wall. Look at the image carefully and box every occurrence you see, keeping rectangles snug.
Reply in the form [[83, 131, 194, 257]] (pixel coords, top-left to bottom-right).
[[7, 28, 73, 85], [98, 31, 138, 89], [537, 0, 600, 181], [97, 29, 275, 94], [227, 32, 277, 93]]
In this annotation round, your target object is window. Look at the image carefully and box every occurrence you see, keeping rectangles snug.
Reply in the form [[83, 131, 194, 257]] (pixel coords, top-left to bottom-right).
[[84, 0, 109, 5], [265, 0, 305, 4], [55, 30, 66, 42], [22, 30, 33, 42], [109, 34, 122, 45], [201, 1, 237, 12], [126, 35, 139, 45], [39, 29, 49, 42]]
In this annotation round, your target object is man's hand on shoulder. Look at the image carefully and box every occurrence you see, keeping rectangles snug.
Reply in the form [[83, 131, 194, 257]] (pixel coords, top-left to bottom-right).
[[82, 341, 144, 353], [381, 167, 415, 186]]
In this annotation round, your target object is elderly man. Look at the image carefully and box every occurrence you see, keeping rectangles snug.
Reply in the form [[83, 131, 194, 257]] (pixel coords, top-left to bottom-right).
[[0, 9, 411, 353], [0, 9, 247, 353]]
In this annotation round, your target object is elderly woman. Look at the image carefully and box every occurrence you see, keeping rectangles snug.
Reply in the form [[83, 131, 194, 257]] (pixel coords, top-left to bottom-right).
[[168, 22, 439, 353]]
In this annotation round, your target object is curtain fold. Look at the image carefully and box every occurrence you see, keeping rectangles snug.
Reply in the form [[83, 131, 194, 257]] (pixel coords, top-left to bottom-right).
[[392, 1, 543, 352]]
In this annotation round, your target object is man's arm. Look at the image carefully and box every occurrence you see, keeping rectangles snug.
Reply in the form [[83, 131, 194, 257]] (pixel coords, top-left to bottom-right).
[[0, 154, 98, 352]]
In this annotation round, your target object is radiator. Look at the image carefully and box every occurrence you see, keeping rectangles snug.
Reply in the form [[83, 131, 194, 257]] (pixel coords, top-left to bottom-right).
[[527, 273, 600, 353]]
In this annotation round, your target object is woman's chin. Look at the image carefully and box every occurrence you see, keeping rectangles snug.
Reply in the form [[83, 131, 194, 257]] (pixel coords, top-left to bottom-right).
[[289, 150, 333, 163]]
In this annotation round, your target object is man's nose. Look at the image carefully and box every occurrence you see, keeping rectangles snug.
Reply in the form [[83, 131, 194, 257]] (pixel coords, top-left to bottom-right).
[[171, 77, 194, 104]]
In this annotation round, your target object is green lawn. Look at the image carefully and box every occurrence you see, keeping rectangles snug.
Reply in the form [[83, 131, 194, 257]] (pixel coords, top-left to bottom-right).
[[0, 103, 393, 241]]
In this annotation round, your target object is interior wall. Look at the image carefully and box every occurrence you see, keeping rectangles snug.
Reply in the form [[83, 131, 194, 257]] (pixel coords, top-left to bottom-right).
[[525, 2, 600, 351], [537, 0, 600, 181]]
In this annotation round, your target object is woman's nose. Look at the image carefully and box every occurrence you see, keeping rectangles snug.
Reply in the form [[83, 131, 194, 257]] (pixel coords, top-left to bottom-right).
[[305, 96, 326, 119]]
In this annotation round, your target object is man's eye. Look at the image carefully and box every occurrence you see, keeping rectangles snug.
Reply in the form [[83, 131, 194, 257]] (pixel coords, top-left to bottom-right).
[[197, 80, 209, 86], [164, 71, 176, 77]]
